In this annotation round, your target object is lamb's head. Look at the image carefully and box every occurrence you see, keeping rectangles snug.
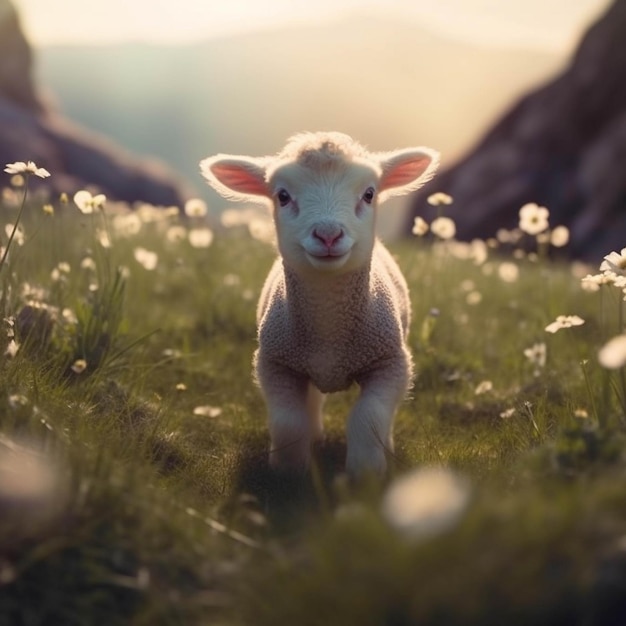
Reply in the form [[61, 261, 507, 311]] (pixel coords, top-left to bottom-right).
[[201, 132, 439, 274]]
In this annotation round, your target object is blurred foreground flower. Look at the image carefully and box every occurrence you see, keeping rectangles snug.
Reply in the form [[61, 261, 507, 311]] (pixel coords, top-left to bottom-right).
[[519, 202, 549, 235], [598, 335, 626, 369], [382, 467, 470, 540], [74, 190, 106, 214], [545, 315, 585, 334], [4, 161, 50, 179], [0, 435, 65, 538]]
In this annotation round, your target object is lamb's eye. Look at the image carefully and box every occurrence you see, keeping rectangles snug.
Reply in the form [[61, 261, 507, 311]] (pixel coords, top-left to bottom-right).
[[276, 189, 291, 207], [362, 187, 375, 204]]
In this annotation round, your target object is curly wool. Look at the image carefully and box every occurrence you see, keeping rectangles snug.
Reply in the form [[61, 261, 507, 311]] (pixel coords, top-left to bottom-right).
[[255, 241, 412, 394]]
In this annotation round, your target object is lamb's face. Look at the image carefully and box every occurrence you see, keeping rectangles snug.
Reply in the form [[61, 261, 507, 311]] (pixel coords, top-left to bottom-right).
[[268, 160, 379, 274], [200, 133, 440, 275]]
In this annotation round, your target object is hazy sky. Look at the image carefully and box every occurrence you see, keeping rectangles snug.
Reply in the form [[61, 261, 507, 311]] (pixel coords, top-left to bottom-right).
[[15, 0, 611, 53]]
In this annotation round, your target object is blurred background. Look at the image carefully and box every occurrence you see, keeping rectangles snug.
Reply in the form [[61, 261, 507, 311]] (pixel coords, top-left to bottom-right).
[[2, 0, 622, 257]]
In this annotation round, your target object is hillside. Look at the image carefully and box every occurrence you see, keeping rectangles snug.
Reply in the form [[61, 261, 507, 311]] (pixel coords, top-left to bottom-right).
[[34, 14, 561, 194]]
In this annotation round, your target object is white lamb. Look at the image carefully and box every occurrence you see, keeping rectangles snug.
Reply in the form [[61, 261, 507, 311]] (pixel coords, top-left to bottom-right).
[[201, 132, 439, 476]]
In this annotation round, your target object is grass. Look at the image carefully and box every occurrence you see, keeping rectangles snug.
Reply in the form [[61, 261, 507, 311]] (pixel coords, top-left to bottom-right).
[[1, 173, 626, 625]]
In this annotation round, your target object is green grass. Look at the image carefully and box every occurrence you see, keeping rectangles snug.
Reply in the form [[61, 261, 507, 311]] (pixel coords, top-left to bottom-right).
[[1, 178, 626, 625]]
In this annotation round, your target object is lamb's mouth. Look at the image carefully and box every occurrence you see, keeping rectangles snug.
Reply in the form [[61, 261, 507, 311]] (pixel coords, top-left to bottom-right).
[[308, 249, 349, 260], [306, 250, 350, 266]]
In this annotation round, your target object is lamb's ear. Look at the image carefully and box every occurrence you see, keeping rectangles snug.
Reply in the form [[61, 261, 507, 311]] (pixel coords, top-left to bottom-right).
[[375, 147, 440, 202], [200, 155, 270, 202]]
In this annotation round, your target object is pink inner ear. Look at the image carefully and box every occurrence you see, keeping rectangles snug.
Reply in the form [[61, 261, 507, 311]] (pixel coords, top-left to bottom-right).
[[381, 156, 431, 190], [211, 162, 268, 196]]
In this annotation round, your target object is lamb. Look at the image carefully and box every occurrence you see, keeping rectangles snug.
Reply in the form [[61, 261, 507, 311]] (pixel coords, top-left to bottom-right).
[[201, 131, 439, 476]]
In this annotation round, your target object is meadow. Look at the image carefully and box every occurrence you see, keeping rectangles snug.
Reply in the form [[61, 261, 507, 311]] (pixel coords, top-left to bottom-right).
[[1, 163, 626, 625]]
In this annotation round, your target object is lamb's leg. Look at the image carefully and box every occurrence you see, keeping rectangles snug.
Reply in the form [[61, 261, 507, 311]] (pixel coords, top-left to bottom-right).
[[306, 383, 326, 441], [347, 356, 411, 477], [256, 360, 312, 471]]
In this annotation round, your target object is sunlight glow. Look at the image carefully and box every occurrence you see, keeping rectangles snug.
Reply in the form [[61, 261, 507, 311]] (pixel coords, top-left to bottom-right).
[[14, 0, 611, 52]]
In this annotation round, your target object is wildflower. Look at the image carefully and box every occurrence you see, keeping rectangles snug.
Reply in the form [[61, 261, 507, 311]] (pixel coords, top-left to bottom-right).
[[580, 273, 607, 292], [74, 190, 106, 214], [4, 161, 50, 179], [62, 308, 78, 324], [80, 257, 96, 271], [4, 317, 14, 338], [518, 202, 549, 235], [523, 342, 547, 369], [1, 188, 19, 207], [427, 192, 453, 206], [42, 204, 54, 215], [8, 394, 28, 408], [166, 225, 187, 243], [470, 239, 488, 265], [545, 315, 585, 334], [59, 192, 69, 204], [500, 408, 516, 419], [430, 216, 456, 240], [71, 359, 88, 374], [184, 198, 208, 217], [5, 223, 24, 246], [600, 248, 626, 276], [496, 228, 514, 244], [466, 291, 482, 306], [193, 405, 223, 418], [412, 216, 429, 236], [498, 262, 519, 283], [10, 175, 24, 187], [475, 380, 493, 395], [574, 408, 589, 419], [96, 229, 111, 249], [381, 467, 470, 540], [223, 273, 241, 286], [4, 339, 19, 358], [550, 225, 570, 248], [598, 334, 626, 369], [188, 227, 214, 248], [248, 218, 275, 244], [112, 212, 142, 237], [175, 383, 187, 391], [133, 247, 158, 270]]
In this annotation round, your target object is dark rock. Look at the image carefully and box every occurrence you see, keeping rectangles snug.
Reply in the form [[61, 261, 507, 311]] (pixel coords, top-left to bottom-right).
[[407, 0, 626, 262], [0, 0, 190, 206]]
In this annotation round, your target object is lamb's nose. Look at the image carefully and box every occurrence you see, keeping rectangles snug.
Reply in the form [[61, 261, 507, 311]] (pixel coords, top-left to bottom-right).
[[313, 225, 344, 248]]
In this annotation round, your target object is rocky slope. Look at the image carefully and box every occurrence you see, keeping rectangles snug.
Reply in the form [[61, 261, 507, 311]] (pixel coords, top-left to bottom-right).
[[0, 0, 188, 205], [408, 0, 626, 261]]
